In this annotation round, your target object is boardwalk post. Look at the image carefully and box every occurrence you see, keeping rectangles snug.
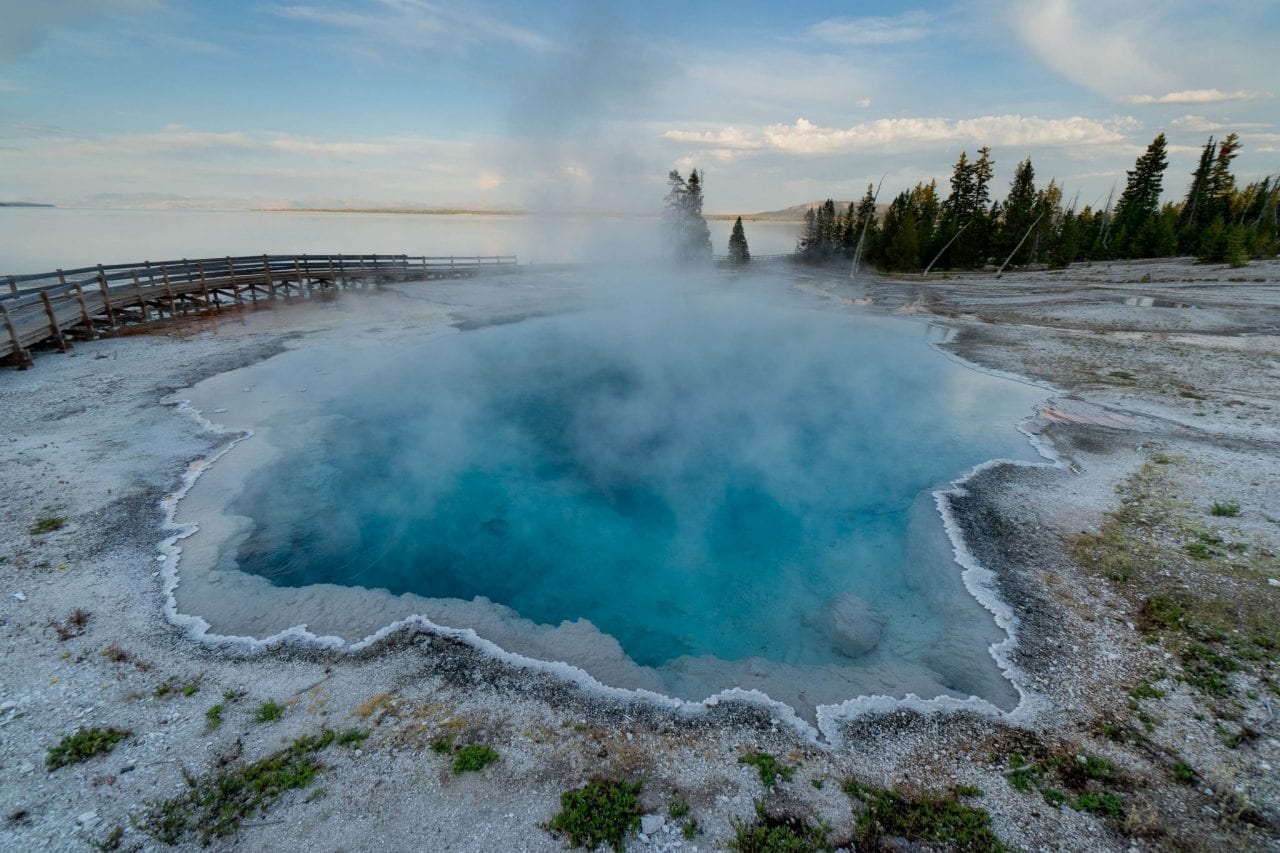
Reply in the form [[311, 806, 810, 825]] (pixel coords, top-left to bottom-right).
[[6, 277, 15, 296], [226, 257, 243, 306], [197, 260, 212, 307], [293, 256, 304, 296], [158, 266, 179, 316], [132, 272, 149, 321], [39, 291, 70, 351], [0, 301, 29, 368], [326, 255, 336, 288], [72, 283, 96, 338], [97, 266, 118, 329], [261, 255, 277, 299]]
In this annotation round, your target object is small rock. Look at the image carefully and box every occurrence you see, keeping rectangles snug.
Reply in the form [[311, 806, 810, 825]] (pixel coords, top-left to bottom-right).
[[214, 408, 228, 414], [0, 701, 16, 713], [1268, 578, 1279, 587], [641, 814, 666, 835], [11, 592, 26, 602], [120, 763, 135, 774], [19, 762, 34, 775], [77, 810, 98, 825]]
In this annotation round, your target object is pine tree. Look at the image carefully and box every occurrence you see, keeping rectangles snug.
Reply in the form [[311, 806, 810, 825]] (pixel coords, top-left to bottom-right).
[[1112, 133, 1169, 257], [850, 185, 880, 264], [728, 216, 750, 264], [938, 147, 995, 268], [1178, 137, 1216, 252], [664, 168, 712, 263], [1208, 133, 1240, 223], [998, 158, 1038, 267]]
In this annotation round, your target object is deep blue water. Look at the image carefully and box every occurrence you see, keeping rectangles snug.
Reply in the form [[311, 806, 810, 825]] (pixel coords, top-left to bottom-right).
[[224, 294, 1043, 673]]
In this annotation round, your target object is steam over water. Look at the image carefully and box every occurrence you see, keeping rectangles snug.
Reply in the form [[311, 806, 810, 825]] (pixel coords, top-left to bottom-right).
[[184, 271, 1046, 715]]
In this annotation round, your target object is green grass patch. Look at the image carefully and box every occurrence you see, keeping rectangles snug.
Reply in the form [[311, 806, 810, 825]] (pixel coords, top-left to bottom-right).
[[1171, 761, 1197, 784], [738, 752, 797, 790], [544, 778, 643, 852], [844, 780, 1006, 852], [729, 803, 831, 852], [254, 700, 284, 723], [141, 730, 338, 845], [1210, 501, 1241, 517], [451, 744, 498, 774], [205, 704, 223, 730], [668, 798, 691, 819], [335, 728, 368, 748], [1072, 792, 1126, 819], [46, 727, 128, 770], [29, 516, 66, 535]]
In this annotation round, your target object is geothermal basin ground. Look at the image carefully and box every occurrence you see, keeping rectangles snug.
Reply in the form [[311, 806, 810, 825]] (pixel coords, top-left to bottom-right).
[[1, 258, 1278, 851]]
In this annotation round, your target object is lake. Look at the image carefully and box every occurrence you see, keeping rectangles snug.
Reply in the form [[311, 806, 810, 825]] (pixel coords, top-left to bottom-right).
[[0, 208, 804, 274]]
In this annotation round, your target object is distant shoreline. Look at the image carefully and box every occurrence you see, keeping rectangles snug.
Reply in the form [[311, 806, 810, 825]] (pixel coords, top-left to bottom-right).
[[0, 202, 55, 208], [255, 207, 806, 223], [255, 207, 527, 217]]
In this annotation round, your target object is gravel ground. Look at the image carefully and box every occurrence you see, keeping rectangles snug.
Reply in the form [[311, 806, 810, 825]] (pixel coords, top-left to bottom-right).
[[1, 259, 1278, 851]]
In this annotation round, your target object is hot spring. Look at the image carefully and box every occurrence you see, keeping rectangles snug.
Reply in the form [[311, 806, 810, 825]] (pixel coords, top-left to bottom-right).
[[171, 270, 1048, 719]]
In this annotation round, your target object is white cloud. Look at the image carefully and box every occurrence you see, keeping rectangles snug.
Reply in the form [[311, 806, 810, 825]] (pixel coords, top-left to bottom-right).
[[660, 127, 761, 150], [1125, 89, 1269, 105], [269, 0, 554, 52], [665, 115, 1136, 157], [1011, 0, 1168, 98], [809, 11, 933, 46], [1169, 115, 1272, 133]]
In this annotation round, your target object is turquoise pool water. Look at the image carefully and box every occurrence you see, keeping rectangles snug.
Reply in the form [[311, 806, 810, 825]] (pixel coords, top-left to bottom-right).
[[215, 289, 1045, 706]]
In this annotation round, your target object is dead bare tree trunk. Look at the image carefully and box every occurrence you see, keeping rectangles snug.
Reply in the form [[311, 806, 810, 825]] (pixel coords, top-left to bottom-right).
[[922, 221, 970, 278], [996, 212, 1046, 278]]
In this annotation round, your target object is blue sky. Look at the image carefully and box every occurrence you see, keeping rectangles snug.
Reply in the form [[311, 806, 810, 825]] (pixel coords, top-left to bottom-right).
[[1, 0, 1277, 212]]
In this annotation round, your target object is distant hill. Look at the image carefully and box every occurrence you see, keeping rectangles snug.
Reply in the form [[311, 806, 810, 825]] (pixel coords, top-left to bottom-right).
[[707, 201, 872, 222], [0, 201, 55, 208]]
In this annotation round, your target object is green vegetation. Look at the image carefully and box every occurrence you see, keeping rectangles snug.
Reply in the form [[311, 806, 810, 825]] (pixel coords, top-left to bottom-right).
[[729, 803, 831, 852], [1000, 750, 1127, 821], [29, 516, 66, 535], [668, 798, 690, 819], [451, 744, 499, 774], [545, 779, 643, 852], [1072, 459, 1279, 708], [1172, 760, 1197, 784], [205, 704, 224, 730], [46, 727, 128, 770], [254, 700, 284, 723], [664, 169, 713, 264], [738, 752, 797, 790], [791, 128, 1277, 273], [335, 728, 368, 748], [844, 780, 1005, 852], [430, 736, 452, 754], [141, 730, 340, 845], [728, 216, 751, 264]]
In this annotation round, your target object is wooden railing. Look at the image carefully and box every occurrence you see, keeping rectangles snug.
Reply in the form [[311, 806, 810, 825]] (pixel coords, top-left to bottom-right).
[[1, 253, 517, 368]]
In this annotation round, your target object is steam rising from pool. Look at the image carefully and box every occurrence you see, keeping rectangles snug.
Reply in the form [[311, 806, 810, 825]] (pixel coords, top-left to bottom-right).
[[175, 270, 1046, 717]]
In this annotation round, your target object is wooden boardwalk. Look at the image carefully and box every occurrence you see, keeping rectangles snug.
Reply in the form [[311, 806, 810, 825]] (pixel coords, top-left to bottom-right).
[[0, 253, 516, 368]]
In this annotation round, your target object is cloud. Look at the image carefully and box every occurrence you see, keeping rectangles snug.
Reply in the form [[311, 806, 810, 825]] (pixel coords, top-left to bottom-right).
[[268, 0, 554, 52], [1011, 0, 1168, 98], [808, 11, 933, 46], [1125, 89, 1269, 105], [664, 115, 1137, 157], [661, 127, 761, 150], [1169, 115, 1272, 134], [0, 0, 157, 62]]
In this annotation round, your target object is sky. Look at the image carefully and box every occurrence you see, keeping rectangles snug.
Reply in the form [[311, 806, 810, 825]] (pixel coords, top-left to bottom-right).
[[1, 0, 1277, 213]]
